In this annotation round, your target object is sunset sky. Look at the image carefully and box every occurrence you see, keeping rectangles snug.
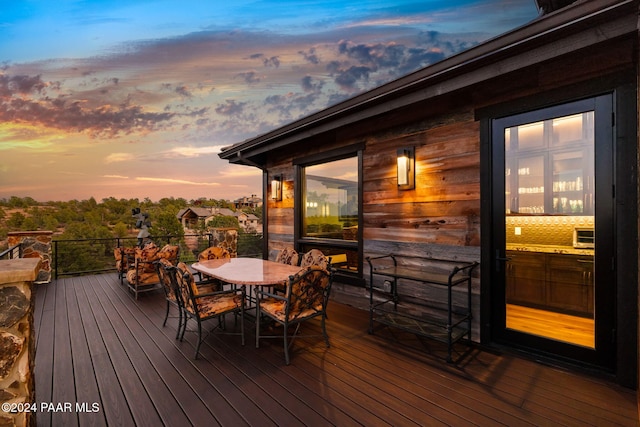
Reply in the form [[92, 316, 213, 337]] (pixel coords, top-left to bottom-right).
[[0, 0, 539, 202]]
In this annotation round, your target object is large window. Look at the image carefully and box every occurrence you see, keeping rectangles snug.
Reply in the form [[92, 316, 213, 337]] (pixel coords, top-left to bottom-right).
[[297, 153, 361, 281], [303, 157, 358, 240]]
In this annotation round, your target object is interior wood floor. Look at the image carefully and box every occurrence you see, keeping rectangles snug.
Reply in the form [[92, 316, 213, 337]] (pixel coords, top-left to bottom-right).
[[506, 304, 595, 348], [32, 273, 637, 426]]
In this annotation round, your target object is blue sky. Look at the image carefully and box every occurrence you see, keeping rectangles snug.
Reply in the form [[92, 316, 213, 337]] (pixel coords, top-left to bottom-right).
[[0, 0, 538, 202]]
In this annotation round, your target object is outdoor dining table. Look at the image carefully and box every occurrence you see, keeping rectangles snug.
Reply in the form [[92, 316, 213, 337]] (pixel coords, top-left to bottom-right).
[[191, 257, 302, 287], [191, 257, 303, 310]]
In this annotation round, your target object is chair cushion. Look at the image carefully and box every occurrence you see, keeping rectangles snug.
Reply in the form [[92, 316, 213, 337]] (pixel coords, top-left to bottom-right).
[[137, 241, 159, 259], [191, 294, 243, 317], [260, 265, 329, 321], [157, 258, 177, 302], [176, 262, 199, 295], [299, 249, 328, 270], [126, 269, 158, 286], [158, 244, 179, 261], [198, 246, 230, 261], [275, 247, 299, 266], [259, 297, 321, 322], [135, 242, 160, 273]]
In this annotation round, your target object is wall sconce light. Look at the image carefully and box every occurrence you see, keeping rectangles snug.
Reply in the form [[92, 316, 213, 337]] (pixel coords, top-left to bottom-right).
[[271, 175, 282, 201], [397, 147, 415, 190]]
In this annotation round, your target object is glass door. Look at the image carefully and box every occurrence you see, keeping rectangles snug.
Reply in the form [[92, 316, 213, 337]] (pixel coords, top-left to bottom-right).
[[492, 95, 614, 369], [505, 112, 594, 348]]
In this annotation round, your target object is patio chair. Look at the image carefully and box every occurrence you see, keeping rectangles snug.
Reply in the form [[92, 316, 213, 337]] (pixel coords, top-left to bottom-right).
[[155, 258, 184, 339], [255, 265, 333, 365], [196, 246, 231, 283], [299, 248, 329, 270], [275, 247, 299, 266], [173, 261, 245, 359], [273, 247, 300, 293], [126, 242, 179, 299], [156, 258, 222, 339], [114, 246, 136, 284]]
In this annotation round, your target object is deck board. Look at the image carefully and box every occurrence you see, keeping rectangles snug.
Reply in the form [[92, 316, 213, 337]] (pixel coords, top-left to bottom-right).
[[74, 275, 134, 427], [67, 278, 104, 427], [86, 275, 192, 426], [95, 275, 255, 427], [81, 275, 164, 426], [51, 276, 77, 427], [33, 277, 54, 427], [33, 273, 639, 427]]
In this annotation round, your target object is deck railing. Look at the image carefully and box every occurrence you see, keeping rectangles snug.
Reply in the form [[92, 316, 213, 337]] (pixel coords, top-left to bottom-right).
[[0, 243, 22, 260], [51, 232, 263, 280]]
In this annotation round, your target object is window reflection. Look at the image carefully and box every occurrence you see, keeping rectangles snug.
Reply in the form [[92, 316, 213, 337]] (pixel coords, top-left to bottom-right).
[[303, 157, 358, 240]]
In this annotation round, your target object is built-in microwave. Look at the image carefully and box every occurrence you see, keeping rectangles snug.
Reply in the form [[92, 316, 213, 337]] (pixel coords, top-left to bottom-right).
[[573, 227, 594, 249]]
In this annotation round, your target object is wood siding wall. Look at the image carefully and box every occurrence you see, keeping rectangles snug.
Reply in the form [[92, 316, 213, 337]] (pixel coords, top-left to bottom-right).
[[263, 33, 637, 346], [363, 115, 480, 253], [265, 112, 482, 339]]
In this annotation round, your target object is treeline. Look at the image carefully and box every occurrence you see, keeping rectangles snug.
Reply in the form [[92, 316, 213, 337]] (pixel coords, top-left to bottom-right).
[[0, 196, 262, 247]]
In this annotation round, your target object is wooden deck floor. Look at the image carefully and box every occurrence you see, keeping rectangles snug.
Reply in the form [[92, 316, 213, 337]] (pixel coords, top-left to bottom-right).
[[33, 273, 638, 426]]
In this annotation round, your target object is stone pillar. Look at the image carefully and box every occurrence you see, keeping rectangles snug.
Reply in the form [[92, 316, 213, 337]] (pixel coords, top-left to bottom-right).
[[0, 258, 40, 427], [7, 232, 52, 284]]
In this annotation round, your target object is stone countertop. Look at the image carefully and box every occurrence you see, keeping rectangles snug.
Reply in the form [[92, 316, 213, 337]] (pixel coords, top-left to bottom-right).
[[506, 244, 594, 256], [0, 258, 41, 283]]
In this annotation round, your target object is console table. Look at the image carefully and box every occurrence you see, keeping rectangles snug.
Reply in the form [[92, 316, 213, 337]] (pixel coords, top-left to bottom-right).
[[366, 254, 478, 362]]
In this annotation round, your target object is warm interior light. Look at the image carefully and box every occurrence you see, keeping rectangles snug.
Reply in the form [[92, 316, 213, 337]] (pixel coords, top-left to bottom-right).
[[397, 154, 409, 186], [271, 176, 282, 201], [397, 147, 414, 189]]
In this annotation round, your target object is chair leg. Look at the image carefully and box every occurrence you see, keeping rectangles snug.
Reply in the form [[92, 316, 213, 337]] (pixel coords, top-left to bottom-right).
[[175, 308, 183, 340], [322, 315, 330, 347], [240, 310, 245, 346], [255, 303, 261, 349], [283, 323, 290, 365], [194, 320, 203, 359], [163, 301, 170, 326], [180, 315, 188, 341]]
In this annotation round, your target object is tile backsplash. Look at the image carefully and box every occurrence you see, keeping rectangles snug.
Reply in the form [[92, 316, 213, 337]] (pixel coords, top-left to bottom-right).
[[506, 215, 594, 247]]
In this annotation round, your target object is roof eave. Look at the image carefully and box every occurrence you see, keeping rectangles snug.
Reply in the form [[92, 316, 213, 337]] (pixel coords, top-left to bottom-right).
[[219, 0, 636, 166]]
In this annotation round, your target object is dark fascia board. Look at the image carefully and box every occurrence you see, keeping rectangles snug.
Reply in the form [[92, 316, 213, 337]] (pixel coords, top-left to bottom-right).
[[219, 0, 637, 166], [535, 0, 580, 14]]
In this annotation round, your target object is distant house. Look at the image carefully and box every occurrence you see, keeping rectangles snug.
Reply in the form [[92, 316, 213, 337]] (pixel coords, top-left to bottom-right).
[[176, 207, 212, 230], [234, 195, 262, 209], [236, 212, 260, 232], [219, 0, 639, 389], [177, 206, 261, 232]]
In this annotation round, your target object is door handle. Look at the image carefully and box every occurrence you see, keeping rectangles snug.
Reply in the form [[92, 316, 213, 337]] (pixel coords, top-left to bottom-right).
[[495, 250, 512, 271]]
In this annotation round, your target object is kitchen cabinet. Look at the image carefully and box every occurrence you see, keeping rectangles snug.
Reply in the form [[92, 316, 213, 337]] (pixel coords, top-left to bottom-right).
[[551, 150, 593, 214], [505, 251, 546, 307], [546, 254, 593, 315], [506, 251, 593, 317], [505, 113, 594, 215]]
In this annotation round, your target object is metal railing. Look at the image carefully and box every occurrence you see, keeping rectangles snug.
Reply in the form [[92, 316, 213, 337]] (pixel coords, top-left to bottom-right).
[[51, 232, 264, 280], [0, 243, 22, 260]]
